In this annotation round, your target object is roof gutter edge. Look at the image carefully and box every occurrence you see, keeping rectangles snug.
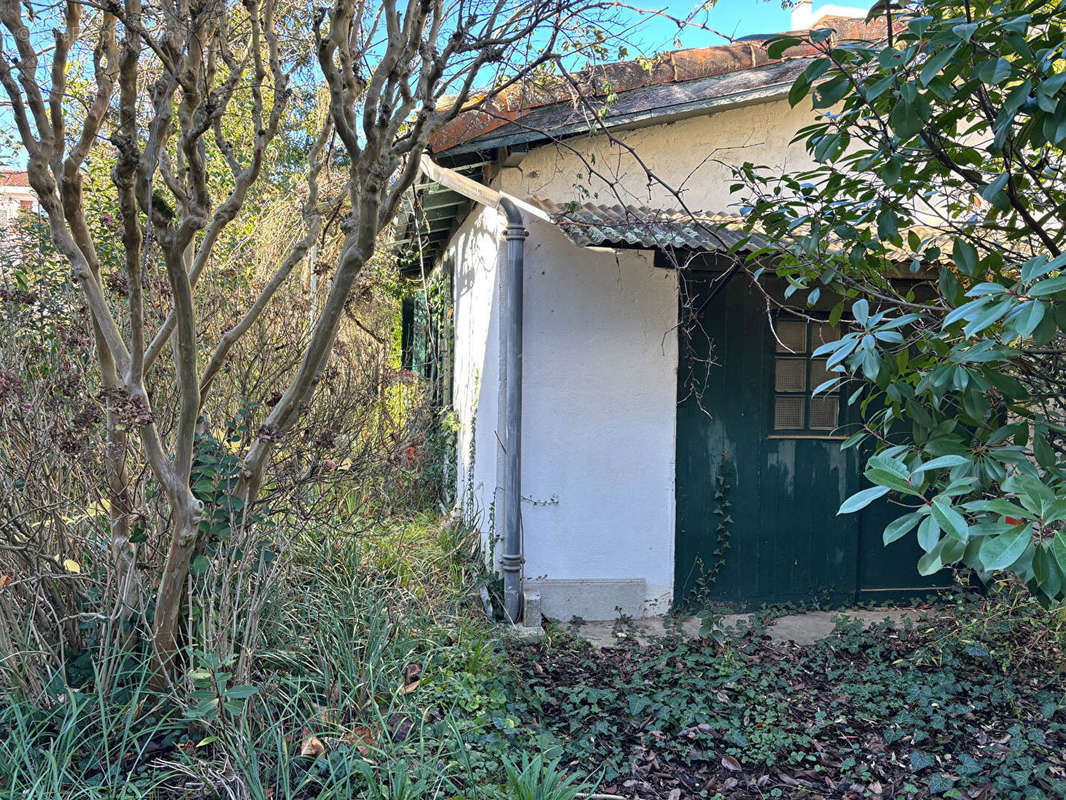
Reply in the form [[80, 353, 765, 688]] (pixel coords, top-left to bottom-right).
[[436, 78, 796, 159], [417, 155, 550, 223]]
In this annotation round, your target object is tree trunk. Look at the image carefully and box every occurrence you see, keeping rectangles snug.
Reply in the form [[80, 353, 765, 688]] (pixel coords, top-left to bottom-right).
[[150, 488, 201, 686]]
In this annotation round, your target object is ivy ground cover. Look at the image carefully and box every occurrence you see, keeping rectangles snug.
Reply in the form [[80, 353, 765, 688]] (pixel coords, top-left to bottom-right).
[[468, 603, 1066, 799]]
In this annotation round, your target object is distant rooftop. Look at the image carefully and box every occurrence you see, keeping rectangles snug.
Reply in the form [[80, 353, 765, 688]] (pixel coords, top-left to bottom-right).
[[0, 171, 30, 187], [790, 1, 870, 31]]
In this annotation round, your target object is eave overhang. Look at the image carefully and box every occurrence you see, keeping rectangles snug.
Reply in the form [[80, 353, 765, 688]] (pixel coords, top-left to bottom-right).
[[437, 59, 806, 159]]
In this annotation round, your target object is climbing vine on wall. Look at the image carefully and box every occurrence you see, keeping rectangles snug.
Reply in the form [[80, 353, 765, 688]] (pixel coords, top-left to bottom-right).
[[705, 452, 734, 589], [685, 451, 735, 612]]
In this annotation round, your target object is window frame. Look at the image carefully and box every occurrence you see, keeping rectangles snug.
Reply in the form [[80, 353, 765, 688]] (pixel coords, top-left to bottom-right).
[[769, 316, 844, 439]]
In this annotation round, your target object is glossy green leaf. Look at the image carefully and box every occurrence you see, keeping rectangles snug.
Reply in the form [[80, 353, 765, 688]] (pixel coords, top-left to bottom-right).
[[979, 526, 1031, 570], [865, 467, 917, 495], [952, 238, 979, 277], [814, 76, 851, 108], [910, 455, 968, 476], [838, 485, 891, 514], [1036, 71, 1066, 113], [1028, 276, 1066, 297], [962, 299, 1013, 338], [917, 515, 941, 552], [979, 172, 1009, 203], [918, 539, 945, 575], [920, 44, 960, 85], [852, 298, 870, 325], [931, 498, 968, 541], [1053, 531, 1066, 574], [1012, 300, 1046, 338], [788, 73, 812, 107], [877, 207, 898, 240], [883, 511, 923, 545], [974, 57, 1011, 85], [767, 36, 804, 59]]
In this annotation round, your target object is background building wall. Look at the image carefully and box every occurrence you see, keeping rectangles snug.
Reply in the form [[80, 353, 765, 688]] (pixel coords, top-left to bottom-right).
[[0, 171, 38, 228]]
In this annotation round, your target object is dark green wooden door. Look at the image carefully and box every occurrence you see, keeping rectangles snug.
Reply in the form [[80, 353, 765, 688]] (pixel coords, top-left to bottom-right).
[[674, 271, 948, 609]]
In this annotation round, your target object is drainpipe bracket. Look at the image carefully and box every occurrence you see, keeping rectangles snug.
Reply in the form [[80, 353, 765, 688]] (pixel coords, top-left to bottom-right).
[[500, 552, 524, 571]]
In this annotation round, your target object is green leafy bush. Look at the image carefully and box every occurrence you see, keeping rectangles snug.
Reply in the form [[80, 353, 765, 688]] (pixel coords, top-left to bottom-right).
[[740, 0, 1066, 601]]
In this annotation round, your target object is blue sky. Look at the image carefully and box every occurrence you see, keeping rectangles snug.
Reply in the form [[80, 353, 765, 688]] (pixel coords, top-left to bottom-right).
[[627, 0, 870, 50], [1, 1, 871, 169]]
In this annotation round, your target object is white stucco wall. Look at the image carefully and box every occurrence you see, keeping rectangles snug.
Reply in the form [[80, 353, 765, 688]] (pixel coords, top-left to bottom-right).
[[450, 204, 506, 540], [448, 94, 819, 619], [448, 201, 679, 618], [516, 219, 678, 616], [502, 96, 820, 214]]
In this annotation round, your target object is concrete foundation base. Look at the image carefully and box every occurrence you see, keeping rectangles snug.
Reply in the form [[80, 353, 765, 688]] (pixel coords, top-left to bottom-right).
[[571, 607, 929, 647], [524, 578, 647, 622]]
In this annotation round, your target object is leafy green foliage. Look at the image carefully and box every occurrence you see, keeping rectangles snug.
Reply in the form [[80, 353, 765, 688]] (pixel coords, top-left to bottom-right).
[[504, 597, 1066, 798], [189, 420, 250, 544], [738, 0, 1066, 601], [0, 661, 185, 797], [498, 753, 592, 800], [185, 651, 260, 721], [3, 510, 1065, 799]]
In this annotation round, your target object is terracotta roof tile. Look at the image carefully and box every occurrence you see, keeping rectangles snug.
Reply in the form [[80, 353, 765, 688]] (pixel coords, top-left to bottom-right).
[[429, 16, 888, 154], [0, 171, 30, 187]]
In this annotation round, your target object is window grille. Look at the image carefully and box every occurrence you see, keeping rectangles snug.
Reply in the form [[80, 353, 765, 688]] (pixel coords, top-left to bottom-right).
[[772, 319, 841, 433]]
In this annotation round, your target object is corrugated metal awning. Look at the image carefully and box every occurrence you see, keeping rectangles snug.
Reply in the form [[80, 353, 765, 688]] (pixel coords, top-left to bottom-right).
[[532, 199, 762, 253]]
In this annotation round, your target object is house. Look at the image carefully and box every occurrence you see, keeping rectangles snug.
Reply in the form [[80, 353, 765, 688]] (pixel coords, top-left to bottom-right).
[[400, 10, 951, 622], [0, 171, 38, 229]]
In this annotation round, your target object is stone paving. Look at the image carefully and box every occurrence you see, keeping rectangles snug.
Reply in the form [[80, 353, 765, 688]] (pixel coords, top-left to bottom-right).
[[567, 607, 929, 647]]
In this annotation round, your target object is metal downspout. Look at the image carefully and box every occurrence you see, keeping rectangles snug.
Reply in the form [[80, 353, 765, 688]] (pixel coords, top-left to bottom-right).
[[499, 198, 526, 624], [416, 156, 543, 624]]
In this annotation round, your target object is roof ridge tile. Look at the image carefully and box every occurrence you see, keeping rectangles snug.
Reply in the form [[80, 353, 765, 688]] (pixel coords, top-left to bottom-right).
[[430, 16, 888, 154]]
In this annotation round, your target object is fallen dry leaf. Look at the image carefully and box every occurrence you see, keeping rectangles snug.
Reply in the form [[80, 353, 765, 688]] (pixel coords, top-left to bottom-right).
[[344, 725, 374, 756], [300, 735, 325, 757], [721, 754, 742, 771], [0, 575, 11, 590], [386, 712, 414, 743], [402, 662, 422, 693]]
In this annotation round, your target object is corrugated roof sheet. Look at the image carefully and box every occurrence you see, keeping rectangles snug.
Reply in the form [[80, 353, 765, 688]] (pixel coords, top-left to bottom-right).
[[531, 199, 978, 266], [532, 199, 762, 252]]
